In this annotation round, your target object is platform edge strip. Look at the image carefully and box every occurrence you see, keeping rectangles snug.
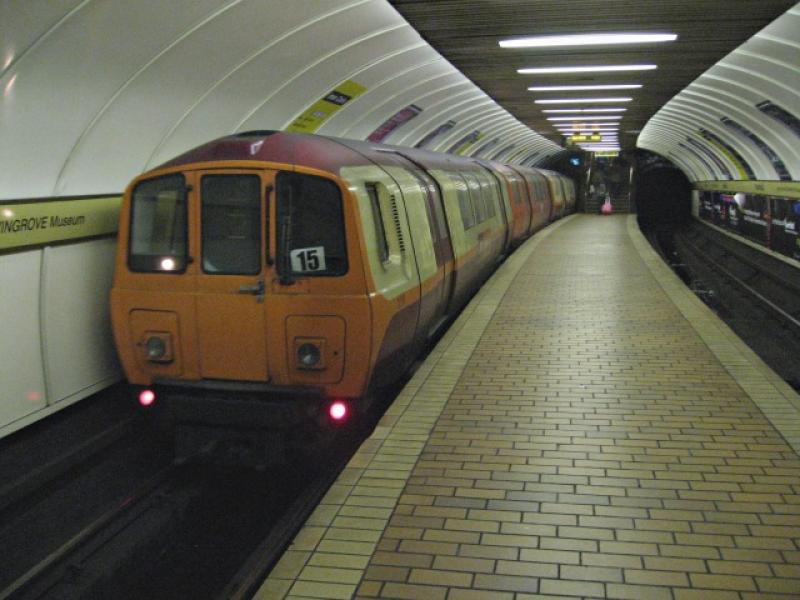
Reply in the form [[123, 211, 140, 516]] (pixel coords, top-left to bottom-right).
[[627, 215, 800, 455]]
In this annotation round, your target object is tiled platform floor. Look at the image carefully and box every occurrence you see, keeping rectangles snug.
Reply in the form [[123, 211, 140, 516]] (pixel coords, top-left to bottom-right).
[[257, 215, 800, 600]]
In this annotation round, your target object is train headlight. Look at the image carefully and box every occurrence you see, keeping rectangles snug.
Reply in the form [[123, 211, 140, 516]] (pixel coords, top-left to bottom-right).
[[145, 336, 167, 360], [297, 343, 321, 368]]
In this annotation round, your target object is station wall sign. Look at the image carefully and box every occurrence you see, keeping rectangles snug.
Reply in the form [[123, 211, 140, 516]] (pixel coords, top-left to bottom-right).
[[567, 134, 602, 143], [0, 197, 121, 252], [286, 80, 367, 134]]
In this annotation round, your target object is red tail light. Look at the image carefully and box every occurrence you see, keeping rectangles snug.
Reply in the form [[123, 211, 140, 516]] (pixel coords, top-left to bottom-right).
[[328, 400, 348, 421], [138, 389, 156, 407]]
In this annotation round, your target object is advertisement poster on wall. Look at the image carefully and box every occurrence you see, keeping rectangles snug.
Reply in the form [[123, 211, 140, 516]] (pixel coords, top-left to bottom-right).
[[415, 120, 456, 148], [367, 105, 423, 143]]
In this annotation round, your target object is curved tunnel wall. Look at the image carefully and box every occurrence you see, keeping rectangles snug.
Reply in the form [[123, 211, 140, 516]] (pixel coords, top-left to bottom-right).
[[0, 0, 560, 437], [0, 0, 798, 436], [0, 0, 561, 202], [638, 3, 800, 184]]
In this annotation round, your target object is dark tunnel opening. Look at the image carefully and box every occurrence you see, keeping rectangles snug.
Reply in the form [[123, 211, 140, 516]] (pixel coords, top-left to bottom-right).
[[634, 153, 692, 232]]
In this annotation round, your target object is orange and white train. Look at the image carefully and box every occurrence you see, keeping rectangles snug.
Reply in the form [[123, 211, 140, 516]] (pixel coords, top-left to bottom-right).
[[110, 131, 574, 455]]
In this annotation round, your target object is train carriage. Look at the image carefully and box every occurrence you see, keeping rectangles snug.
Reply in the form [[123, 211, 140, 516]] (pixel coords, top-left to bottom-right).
[[110, 130, 574, 460]]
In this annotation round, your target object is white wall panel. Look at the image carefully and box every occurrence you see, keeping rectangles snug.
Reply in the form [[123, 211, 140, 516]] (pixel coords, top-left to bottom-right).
[[640, 4, 799, 182], [1, 0, 559, 200], [0, 0, 83, 79], [56, 0, 352, 194], [338, 66, 454, 140], [147, 1, 376, 167], [0, 250, 47, 427], [261, 27, 420, 131], [42, 239, 120, 405], [430, 102, 498, 152], [0, 0, 231, 199], [394, 89, 484, 146], [662, 98, 774, 179], [319, 45, 439, 136]]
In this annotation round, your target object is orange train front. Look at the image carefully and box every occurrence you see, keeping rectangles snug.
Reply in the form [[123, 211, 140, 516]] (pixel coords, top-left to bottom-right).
[[110, 131, 574, 458]]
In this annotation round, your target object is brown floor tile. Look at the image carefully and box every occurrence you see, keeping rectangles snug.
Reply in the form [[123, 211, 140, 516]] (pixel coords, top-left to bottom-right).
[[257, 216, 800, 600]]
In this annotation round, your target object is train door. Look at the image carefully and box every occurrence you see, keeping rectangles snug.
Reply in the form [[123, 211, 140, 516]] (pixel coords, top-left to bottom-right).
[[193, 170, 271, 381], [393, 154, 456, 334]]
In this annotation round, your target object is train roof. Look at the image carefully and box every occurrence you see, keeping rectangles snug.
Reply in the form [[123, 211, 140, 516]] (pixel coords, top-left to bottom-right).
[[155, 131, 526, 177], [156, 131, 376, 174]]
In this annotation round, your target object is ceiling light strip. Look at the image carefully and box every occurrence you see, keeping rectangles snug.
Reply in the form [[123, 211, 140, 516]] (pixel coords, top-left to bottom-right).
[[518, 64, 657, 75], [500, 33, 677, 48], [547, 116, 622, 121], [528, 84, 642, 92], [535, 98, 632, 104], [542, 108, 627, 113]]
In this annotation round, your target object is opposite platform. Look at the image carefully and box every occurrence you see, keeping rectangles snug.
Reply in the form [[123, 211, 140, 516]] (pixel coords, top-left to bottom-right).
[[257, 214, 800, 600]]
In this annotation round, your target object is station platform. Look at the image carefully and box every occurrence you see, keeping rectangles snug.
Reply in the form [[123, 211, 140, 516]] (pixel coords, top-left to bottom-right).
[[257, 214, 800, 600]]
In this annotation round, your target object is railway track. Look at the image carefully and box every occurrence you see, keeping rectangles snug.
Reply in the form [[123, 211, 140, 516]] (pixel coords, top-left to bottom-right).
[[650, 222, 800, 389], [677, 231, 800, 333], [2, 419, 372, 600], [217, 436, 361, 600], [1, 467, 184, 600], [1, 355, 404, 599]]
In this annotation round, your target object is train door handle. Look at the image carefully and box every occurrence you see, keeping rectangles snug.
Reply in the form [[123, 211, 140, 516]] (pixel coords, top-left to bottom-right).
[[239, 279, 265, 302]]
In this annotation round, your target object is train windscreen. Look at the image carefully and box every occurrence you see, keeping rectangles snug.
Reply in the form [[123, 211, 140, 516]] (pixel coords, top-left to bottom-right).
[[128, 174, 188, 272], [275, 171, 348, 279], [201, 174, 261, 275]]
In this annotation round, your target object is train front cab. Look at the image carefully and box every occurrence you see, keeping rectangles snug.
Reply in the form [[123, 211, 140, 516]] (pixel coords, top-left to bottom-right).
[[110, 162, 373, 444]]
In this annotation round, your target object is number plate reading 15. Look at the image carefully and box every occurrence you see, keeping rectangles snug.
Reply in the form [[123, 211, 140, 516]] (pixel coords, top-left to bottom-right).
[[290, 246, 327, 273]]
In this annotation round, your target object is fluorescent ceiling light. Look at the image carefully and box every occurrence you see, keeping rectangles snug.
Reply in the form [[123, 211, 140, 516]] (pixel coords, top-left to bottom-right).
[[555, 124, 619, 128], [528, 84, 642, 92], [518, 64, 657, 74], [542, 108, 627, 113], [547, 116, 622, 121], [536, 97, 632, 104], [559, 130, 619, 134], [500, 33, 677, 48], [551, 123, 619, 131]]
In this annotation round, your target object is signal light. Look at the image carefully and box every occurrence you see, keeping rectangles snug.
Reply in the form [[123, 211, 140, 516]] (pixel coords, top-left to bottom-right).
[[138, 389, 156, 407], [328, 401, 348, 422]]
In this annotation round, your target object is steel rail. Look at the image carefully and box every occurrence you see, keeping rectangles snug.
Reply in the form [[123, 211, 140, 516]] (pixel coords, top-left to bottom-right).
[[0, 466, 175, 600], [217, 434, 367, 600], [691, 228, 800, 297], [678, 234, 800, 332]]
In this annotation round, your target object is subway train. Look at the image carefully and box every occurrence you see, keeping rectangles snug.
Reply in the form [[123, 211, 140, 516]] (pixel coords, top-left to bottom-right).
[[110, 130, 575, 460]]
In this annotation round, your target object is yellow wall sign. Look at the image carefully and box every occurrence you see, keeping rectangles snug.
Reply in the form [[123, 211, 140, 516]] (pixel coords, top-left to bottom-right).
[[286, 80, 368, 134], [0, 196, 121, 251], [694, 180, 800, 199], [568, 134, 601, 143]]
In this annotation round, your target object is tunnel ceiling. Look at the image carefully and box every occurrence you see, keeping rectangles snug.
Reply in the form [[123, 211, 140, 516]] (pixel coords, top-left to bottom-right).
[[1, 1, 798, 200], [387, 0, 797, 152]]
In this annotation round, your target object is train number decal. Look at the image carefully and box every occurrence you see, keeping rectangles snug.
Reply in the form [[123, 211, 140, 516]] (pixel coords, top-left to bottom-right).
[[290, 246, 326, 272]]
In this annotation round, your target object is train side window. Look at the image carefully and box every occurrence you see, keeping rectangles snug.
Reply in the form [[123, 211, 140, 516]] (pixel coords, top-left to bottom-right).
[[200, 174, 261, 275], [452, 173, 475, 229], [771, 196, 787, 221], [276, 171, 348, 277], [463, 172, 485, 224], [366, 183, 389, 263], [128, 173, 188, 273], [483, 175, 498, 219], [513, 179, 525, 205]]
